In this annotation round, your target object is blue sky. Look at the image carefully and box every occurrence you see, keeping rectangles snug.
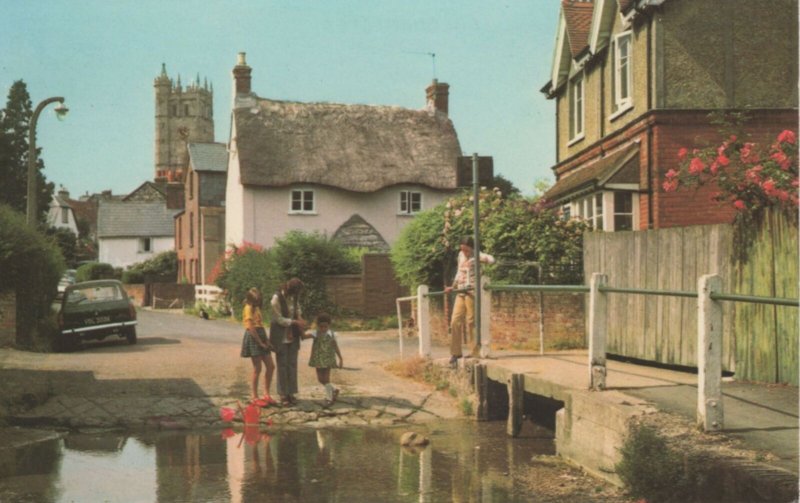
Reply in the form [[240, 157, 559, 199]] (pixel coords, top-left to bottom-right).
[[1, 1, 561, 198]]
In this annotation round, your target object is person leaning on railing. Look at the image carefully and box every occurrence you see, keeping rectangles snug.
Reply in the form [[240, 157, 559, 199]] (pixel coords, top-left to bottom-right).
[[445, 236, 495, 367]]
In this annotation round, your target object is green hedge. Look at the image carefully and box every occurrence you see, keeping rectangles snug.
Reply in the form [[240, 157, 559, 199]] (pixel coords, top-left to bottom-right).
[[76, 262, 115, 282], [0, 204, 65, 347]]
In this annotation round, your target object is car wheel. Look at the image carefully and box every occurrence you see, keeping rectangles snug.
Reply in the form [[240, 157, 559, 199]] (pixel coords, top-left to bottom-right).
[[126, 327, 137, 345]]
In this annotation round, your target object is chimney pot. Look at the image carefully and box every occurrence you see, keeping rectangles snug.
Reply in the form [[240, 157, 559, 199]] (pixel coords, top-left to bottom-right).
[[233, 52, 252, 95], [426, 80, 450, 116]]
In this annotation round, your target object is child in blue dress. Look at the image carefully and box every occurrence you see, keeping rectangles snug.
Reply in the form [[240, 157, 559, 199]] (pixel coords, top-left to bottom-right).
[[303, 313, 343, 407]]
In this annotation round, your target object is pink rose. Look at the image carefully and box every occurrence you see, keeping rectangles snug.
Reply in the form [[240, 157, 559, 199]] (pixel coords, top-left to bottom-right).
[[709, 161, 719, 175], [761, 179, 777, 196], [777, 130, 797, 145], [662, 179, 679, 192], [716, 154, 730, 167], [688, 157, 706, 175], [677, 147, 688, 161], [665, 169, 679, 179], [733, 200, 747, 211], [740, 143, 758, 164], [745, 165, 764, 183], [774, 189, 790, 202]]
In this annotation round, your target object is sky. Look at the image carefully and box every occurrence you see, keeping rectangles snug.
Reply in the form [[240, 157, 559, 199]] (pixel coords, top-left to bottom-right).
[[1, 1, 561, 198]]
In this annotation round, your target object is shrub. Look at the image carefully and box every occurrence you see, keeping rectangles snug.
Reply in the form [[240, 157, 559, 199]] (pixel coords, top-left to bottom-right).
[[75, 262, 115, 282], [125, 250, 177, 283], [271, 231, 361, 316], [616, 424, 706, 502], [212, 242, 280, 320], [0, 204, 65, 347]]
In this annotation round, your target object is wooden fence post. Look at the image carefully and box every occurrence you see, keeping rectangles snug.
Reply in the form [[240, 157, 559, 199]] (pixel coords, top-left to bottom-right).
[[507, 373, 524, 437], [479, 276, 491, 358], [417, 285, 431, 358], [589, 273, 608, 390], [698, 274, 724, 432], [475, 363, 489, 421]]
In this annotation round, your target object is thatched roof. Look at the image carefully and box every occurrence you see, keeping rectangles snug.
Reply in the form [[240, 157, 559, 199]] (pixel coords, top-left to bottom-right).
[[234, 98, 462, 192]]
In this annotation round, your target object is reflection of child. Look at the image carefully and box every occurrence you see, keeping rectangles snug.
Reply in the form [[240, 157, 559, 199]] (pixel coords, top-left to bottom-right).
[[303, 313, 343, 407]]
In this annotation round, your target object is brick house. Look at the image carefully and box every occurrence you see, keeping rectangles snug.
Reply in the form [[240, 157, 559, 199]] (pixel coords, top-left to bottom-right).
[[541, 0, 798, 230], [175, 142, 227, 284], [224, 52, 486, 251]]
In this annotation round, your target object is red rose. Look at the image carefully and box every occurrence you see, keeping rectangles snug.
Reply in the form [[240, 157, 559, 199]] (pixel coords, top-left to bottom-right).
[[777, 130, 797, 145], [665, 168, 679, 179], [716, 154, 730, 167], [733, 200, 747, 211], [677, 147, 688, 161], [688, 157, 706, 175]]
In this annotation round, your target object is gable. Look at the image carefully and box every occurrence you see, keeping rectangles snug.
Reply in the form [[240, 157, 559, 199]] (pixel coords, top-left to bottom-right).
[[332, 214, 389, 252], [544, 143, 639, 202], [124, 181, 166, 202], [233, 98, 462, 193]]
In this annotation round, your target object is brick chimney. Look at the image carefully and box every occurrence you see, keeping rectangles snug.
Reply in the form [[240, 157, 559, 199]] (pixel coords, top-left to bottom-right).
[[232, 52, 252, 95], [425, 79, 449, 116]]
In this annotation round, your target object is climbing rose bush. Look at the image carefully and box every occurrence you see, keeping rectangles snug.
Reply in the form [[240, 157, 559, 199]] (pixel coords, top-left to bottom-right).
[[663, 130, 798, 218]]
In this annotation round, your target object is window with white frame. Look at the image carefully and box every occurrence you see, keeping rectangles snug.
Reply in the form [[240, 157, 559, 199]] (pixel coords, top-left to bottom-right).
[[613, 32, 632, 111], [613, 192, 633, 231], [290, 189, 315, 213], [139, 237, 152, 253], [399, 191, 422, 214], [561, 204, 571, 220], [575, 193, 603, 230], [569, 74, 584, 140], [61, 207, 69, 224]]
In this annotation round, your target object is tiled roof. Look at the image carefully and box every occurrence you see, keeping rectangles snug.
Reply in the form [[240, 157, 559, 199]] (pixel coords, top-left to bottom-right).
[[234, 96, 462, 192], [97, 201, 180, 238], [188, 142, 228, 172], [563, 0, 594, 58], [545, 143, 639, 202]]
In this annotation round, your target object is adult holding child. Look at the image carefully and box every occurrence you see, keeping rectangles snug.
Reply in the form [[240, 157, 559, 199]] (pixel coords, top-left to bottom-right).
[[269, 278, 306, 406]]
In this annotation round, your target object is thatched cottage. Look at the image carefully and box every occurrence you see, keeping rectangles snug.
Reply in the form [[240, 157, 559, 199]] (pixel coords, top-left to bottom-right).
[[224, 53, 469, 251]]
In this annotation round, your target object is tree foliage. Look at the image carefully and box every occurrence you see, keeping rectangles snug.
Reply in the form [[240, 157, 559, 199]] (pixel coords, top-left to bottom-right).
[[391, 188, 588, 290], [0, 80, 54, 223], [0, 204, 65, 346], [211, 233, 361, 320], [122, 250, 177, 283]]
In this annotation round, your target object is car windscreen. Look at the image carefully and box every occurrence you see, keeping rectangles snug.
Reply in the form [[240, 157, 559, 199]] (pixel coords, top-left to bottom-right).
[[65, 285, 125, 305]]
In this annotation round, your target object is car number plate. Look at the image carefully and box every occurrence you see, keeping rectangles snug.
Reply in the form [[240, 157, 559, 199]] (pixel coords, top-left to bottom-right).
[[85, 316, 111, 325]]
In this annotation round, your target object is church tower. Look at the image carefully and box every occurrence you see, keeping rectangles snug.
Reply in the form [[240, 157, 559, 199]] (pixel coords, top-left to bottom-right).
[[154, 64, 214, 182]]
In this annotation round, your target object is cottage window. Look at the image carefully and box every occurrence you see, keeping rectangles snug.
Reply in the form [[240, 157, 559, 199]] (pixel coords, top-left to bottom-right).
[[139, 237, 152, 253], [290, 189, 315, 214], [561, 205, 571, 220], [61, 207, 69, 224], [613, 192, 633, 231], [399, 191, 422, 214], [613, 32, 632, 111], [568, 74, 584, 141]]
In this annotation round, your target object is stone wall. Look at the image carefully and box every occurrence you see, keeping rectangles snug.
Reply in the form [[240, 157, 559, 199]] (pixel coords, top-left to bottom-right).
[[0, 291, 16, 347]]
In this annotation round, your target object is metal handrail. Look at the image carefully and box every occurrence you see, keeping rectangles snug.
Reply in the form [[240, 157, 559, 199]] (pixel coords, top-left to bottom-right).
[[599, 286, 697, 298], [424, 287, 472, 298], [484, 284, 590, 294], [710, 292, 800, 307]]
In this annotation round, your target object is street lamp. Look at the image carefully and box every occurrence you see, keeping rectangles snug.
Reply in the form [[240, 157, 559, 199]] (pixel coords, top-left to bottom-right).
[[26, 97, 68, 226]]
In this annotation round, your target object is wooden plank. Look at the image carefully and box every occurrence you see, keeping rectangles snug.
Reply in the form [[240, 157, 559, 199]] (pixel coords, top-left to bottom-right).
[[644, 228, 660, 361], [772, 211, 798, 385], [680, 225, 700, 367], [664, 227, 684, 365], [715, 224, 735, 372], [632, 231, 646, 359], [655, 229, 668, 363]]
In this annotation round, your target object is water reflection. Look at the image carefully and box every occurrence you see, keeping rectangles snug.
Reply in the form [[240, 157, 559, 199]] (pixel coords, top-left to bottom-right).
[[0, 421, 555, 502]]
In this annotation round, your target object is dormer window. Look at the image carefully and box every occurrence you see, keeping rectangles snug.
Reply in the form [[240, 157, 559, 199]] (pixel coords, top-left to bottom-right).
[[290, 189, 315, 214], [399, 191, 422, 214], [613, 32, 633, 112]]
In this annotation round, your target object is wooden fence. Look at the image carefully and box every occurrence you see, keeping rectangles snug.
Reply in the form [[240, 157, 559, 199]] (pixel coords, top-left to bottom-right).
[[584, 210, 798, 384]]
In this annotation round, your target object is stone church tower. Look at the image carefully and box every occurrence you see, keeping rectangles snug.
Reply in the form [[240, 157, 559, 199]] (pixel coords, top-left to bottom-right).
[[154, 64, 214, 182]]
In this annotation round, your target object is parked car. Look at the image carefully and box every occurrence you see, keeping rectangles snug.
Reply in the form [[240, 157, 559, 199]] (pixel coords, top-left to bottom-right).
[[58, 280, 137, 348], [56, 269, 77, 299]]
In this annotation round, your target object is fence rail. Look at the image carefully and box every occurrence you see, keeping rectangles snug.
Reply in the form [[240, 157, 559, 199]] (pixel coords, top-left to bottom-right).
[[401, 272, 798, 432]]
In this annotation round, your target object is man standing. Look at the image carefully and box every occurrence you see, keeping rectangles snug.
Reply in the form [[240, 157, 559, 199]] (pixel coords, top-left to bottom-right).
[[445, 236, 495, 367]]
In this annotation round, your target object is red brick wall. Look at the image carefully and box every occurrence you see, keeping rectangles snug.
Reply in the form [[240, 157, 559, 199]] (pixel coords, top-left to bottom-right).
[[0, 291, 16, 346], [428, 291, 586, 350]]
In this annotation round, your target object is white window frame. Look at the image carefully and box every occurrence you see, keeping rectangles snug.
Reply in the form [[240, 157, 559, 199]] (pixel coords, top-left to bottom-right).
[[612, 191, 635, 231], [612, 31, 633, 113], [290, 188, 316, 214], [399, 190, 422, 215], [568, 73, 585, 143]]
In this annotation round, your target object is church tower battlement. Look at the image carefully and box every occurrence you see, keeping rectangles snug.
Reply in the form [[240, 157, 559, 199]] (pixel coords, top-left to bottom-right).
[[154, 64, 214, 182]]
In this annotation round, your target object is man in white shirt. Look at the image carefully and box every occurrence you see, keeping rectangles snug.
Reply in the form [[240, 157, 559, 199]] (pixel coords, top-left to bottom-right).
[[445, 236, 494, 366]]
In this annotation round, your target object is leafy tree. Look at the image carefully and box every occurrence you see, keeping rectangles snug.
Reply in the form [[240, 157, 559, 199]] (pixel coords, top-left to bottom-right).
[[391, 188, 588, 290], [490, 174, 520, 197], [211, 242, 280, 320], [45, 227, 78, 266], [0, 80, 55, 223]]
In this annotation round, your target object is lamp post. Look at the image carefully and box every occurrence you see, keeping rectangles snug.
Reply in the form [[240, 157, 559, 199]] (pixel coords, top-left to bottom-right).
[[26, 97, 68, 226]]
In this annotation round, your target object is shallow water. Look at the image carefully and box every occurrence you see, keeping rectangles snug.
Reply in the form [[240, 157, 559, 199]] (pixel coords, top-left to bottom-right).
[[0, 420, 556, 502]]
